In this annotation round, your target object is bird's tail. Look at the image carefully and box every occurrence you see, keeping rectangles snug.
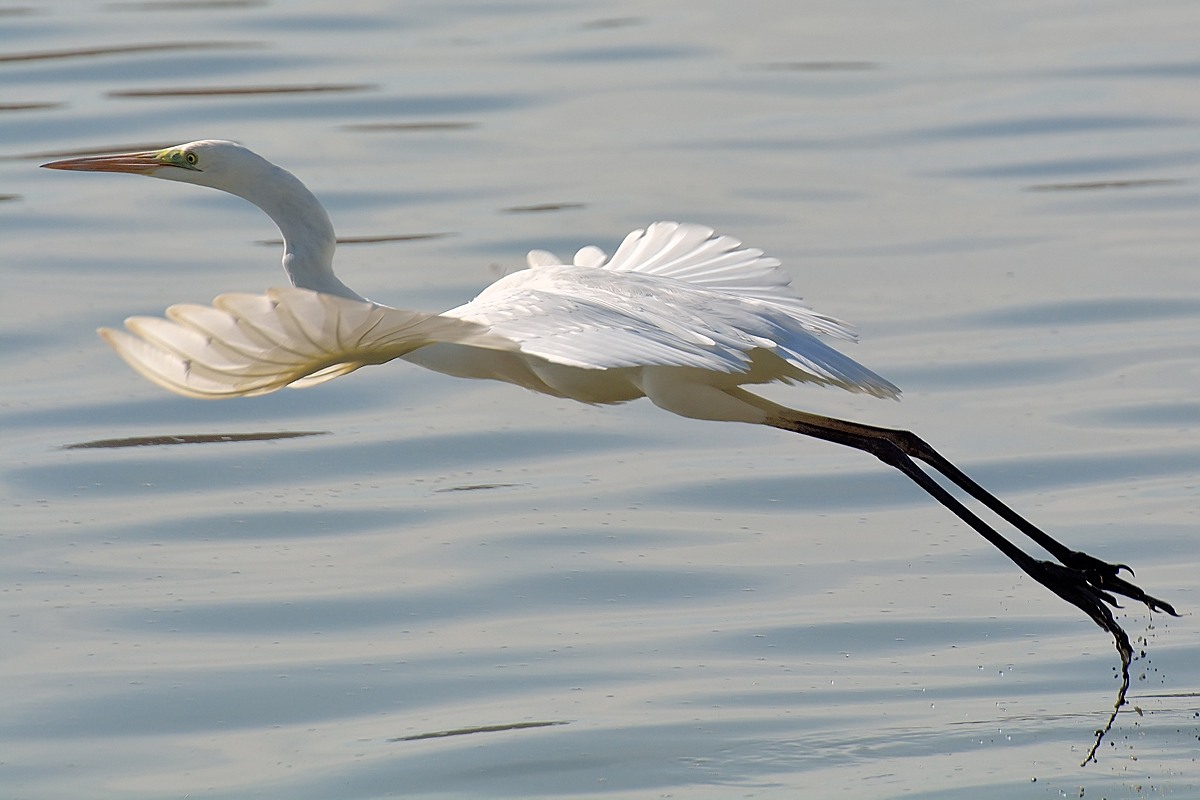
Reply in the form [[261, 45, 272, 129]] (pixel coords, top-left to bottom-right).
[[99, 287, 514, 399]]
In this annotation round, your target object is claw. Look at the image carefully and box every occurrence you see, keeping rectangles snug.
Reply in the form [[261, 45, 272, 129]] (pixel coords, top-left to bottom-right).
[[1087, 569, 1179, 617], [1148, 597, 1178, 616]]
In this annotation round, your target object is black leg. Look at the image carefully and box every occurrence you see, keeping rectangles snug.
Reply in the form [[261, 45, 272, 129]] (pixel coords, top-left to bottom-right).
[[762, 407, 1176, 763], [768, 410, 1176, 616], [767, 412, 1143, 640]]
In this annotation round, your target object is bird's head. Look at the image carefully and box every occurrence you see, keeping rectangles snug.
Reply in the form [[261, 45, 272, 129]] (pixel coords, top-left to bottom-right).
[[44, 138, 354, 297], [41, 140, 266, 191]]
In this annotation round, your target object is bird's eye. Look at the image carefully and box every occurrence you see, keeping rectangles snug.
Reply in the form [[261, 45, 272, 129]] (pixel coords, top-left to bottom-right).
[[184, 152, 198, 166]]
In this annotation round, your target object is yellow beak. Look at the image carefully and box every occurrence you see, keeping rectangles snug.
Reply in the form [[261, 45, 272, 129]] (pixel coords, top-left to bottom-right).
[[41, 150, 165, 175]]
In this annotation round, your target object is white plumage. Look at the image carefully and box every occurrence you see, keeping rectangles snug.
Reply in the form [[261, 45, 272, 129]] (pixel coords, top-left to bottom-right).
[[100, 287, 509, 399], [99, 217, 899, 404], [45, 141, 899, 406], [42, 140, 1174, 724], [423, 222, 898, 401], [45, 144, 899, 410]]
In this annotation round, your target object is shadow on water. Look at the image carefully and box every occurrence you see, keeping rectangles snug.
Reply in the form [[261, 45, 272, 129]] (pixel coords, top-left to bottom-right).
[[106, 1, 270, 11], [108, 83, 375, 98], [391, 720, 570, 742], [343, 121, 478, 132], [13, 427, 648, 496], [63, 430, 328, 449], [0, 41, 259, 63], [1026, 178, 1186, 192]]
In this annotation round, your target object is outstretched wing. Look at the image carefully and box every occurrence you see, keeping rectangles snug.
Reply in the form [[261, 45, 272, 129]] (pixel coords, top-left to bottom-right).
[[453, 222, 900, 398], [531, 222, 837, 322], [594, 222, 826, 311], [100, 287, 512, 399]]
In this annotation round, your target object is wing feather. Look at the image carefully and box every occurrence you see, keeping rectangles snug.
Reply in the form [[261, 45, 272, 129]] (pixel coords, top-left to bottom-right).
[[593, 222, 833, 313], [101, 223, 897, 401], [101, 287, 514, 399], [463, 222, 899, 397]]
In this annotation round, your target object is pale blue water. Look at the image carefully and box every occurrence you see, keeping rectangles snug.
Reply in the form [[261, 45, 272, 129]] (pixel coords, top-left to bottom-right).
[[2, 2, 1198, 798]]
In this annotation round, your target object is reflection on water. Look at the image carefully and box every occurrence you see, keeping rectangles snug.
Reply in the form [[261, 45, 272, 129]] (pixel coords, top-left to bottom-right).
[[2, 1, 1198, 799]]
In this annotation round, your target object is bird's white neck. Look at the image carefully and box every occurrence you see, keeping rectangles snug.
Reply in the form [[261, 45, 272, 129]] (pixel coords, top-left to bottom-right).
[[230, 161, 365, 302]]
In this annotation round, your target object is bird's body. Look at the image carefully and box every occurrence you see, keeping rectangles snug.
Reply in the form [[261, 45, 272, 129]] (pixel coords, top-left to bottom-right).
[[414, 225, 899, 410], [43, 140, 1174, 757], [46, 141, 896, 406]]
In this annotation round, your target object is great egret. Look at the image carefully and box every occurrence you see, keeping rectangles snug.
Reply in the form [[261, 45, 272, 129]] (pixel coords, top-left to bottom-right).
[[43, 141, 1174, 728]]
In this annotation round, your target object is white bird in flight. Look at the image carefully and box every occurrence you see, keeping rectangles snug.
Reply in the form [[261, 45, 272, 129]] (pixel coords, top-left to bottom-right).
[[42, 140, 1173, 710]]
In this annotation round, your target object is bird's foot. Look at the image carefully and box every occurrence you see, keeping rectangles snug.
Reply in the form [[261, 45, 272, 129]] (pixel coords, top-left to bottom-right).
[[1056, 549, 1178, 617], [1026, 558, 1132, 659]]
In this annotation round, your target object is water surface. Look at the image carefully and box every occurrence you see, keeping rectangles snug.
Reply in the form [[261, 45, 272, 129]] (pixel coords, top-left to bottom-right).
[[2, 2, 1198, 798]]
